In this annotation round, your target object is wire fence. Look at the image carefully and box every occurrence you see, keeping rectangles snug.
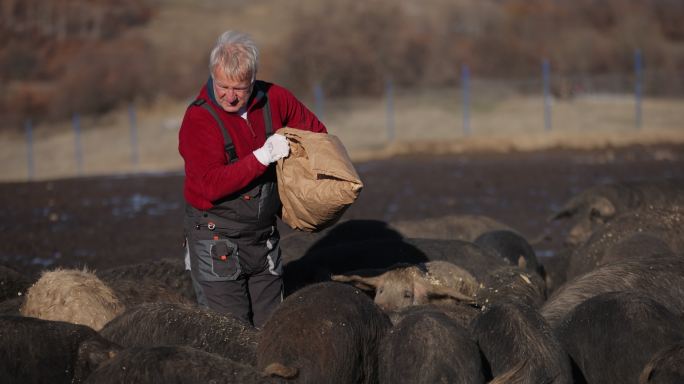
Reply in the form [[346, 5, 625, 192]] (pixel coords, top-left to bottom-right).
[[9, 51, 684, 182]]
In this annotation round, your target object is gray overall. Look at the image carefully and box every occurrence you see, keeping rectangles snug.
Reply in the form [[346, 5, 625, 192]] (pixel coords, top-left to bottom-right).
[[184, 84, 283, 327]]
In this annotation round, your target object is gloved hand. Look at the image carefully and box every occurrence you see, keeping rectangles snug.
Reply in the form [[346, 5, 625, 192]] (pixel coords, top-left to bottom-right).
[[253, 133, 290, 165]]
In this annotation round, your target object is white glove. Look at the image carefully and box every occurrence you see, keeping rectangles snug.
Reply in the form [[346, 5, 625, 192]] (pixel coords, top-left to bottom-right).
[[253, 133, 290, 165]]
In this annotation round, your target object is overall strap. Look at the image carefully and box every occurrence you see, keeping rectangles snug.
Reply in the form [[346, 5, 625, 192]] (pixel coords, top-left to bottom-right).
[[191, 99, 238, 162], [254, 81, 273, 137], [262, 92, 273, 137]]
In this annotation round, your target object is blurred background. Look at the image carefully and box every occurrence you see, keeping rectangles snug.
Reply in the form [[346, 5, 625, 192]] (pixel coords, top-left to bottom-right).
[[1, 0, 683, 181]]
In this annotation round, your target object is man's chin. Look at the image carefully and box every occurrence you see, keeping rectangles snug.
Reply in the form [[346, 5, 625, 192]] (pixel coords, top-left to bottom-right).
[[220, 104, 241, 113]]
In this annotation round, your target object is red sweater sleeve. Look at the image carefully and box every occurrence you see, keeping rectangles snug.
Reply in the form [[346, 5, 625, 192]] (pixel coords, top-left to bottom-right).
[[178, 106, 267, 209], [270, 85, 328, 134]]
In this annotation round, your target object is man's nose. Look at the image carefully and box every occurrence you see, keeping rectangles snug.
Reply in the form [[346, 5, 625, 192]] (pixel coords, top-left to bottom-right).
[[218, 88, 234, 99]]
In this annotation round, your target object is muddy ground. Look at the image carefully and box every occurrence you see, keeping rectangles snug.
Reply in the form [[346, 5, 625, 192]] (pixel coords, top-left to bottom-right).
[[1, 143, 683, 280]]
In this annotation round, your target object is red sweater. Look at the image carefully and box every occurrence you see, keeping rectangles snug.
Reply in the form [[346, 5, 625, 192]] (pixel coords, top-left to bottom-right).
[[179, 80, 327, 210]]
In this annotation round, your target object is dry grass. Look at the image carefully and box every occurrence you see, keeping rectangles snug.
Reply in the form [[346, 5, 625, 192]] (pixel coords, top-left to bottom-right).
[[326, 91, 684, 160], [1, 89, 682, 182], [140, 0, 309, 85]]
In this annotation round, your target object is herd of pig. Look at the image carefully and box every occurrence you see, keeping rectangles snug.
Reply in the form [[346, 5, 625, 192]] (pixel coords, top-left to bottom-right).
[[1, 179, 683, 383]]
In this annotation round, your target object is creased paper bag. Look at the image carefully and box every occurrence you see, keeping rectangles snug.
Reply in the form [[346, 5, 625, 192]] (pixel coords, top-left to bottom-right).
[[276, 128, 363, 232]]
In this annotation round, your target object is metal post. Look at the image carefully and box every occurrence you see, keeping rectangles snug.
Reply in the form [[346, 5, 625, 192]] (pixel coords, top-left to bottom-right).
[[25, 119, 34, 181], [313, 83, 325, 121], [386, 79, 395, 142], [461, 64, 471, 136], [128, 103, 139, 167], [72, 113, 83, 176], [635, 49, 643, 130], [543, 59, 552, 132]]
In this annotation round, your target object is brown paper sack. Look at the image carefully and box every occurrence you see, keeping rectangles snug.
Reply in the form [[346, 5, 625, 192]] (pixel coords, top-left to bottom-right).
[[276, 127, 363, 232]]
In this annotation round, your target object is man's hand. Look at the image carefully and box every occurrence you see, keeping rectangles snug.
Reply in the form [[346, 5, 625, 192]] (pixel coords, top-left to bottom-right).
[[253, 133, 290, 165]]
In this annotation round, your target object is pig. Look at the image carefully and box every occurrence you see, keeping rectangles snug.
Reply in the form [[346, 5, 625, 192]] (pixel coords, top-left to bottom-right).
[[20, 268, 124, 330], [555, 291, 684, 384], [565, 207, 683, 280], [550, 180, 684, 246], [284, 236, 507, 295], [476, 265, 547, 309], [471, 301, 572, 384], [257, 282, 391, 383], [565, 207, 684, 280], [83, 345, 283, 384], [103, 277, 195, 308], [403, 238, 510, 280], [639, 341, 684, 384], [73, 336, 122, 383], [542, 255, 684, 328], [379, 309, 485, 384], [537, 247, 572, 295], [97, 257, 196, 303], [99, 302, 258, 366], [331, 260, 478, 312], [387, 301, 480, 328], [20, 264, 194, 331], [473, 229, 541, 276], [389, 214, 516, 241], [0, 315, 120, 384]]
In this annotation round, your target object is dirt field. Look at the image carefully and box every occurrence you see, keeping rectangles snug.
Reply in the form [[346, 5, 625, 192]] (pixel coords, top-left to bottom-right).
[[1, 142, 683, 280]]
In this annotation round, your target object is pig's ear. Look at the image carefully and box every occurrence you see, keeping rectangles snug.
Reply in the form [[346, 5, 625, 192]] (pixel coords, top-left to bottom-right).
[[517, 255, 527, 270], [331, 273, 383, 291], [412, 281, 429, 305], [74, 338, 121, 382], [424, 284, 476, 304], [588, 196, 615, 220]]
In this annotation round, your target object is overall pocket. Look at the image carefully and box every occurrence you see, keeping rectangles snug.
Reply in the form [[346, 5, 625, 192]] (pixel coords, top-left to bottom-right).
[[193, 238, 241, 282]]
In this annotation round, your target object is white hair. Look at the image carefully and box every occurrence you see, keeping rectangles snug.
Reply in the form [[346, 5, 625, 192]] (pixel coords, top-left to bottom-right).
[[209, 30, 259, 82]]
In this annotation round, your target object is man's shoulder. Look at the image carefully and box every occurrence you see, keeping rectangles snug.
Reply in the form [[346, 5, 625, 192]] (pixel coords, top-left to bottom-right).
[[183, 84, 211, 109], [181, 94, 219, 126], [256, 80, 293, 99]]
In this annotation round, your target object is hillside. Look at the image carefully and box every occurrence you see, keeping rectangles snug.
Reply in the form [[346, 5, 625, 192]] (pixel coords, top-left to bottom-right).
[[2, 0, 684, 131]]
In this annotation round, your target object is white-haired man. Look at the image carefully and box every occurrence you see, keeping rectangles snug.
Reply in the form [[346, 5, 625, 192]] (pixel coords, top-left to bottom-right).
[[179, 30, 327, 327]]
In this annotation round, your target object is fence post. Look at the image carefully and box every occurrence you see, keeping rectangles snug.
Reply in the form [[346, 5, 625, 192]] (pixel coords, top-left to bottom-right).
[[386, 79, 395, 142], [72, 113, 83, 176], [542, 58, 552, 132], [634, 49, 643, 130], [128, 103, 139, 168], [25, 119, 34, 181], [461, 64, 471, 136], [313, 83, 325, 122]]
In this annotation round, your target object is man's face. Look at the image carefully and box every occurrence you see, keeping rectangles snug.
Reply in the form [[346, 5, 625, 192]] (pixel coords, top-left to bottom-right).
[[212, 67, 253, 113]]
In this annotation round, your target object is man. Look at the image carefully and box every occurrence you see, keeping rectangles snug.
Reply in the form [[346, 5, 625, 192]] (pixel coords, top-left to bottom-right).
[[179, 30, 327, 327]]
